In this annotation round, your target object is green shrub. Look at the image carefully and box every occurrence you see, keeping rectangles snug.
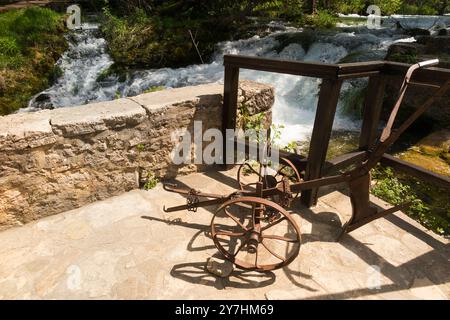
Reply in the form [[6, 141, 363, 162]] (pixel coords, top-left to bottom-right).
[[399, 4, 419, 14], [337, 0, 366, 14], [371, 165, 449, 236], [144, 172, 159, 190], [0, 36, 19, 55], [305, 11, 337, 29], [417, 5, 438, 15], [373, 0, 403, 15], [253, 0, 303, 19], [339, 86, 367, 120]]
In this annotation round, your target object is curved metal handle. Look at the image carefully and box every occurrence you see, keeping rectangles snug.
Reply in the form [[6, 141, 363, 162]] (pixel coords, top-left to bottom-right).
[[418, 59, 439, 68], [380, 57, 440, 142]]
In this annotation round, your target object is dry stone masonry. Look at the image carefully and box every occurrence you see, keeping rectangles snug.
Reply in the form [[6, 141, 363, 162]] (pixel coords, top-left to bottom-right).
[[0, 80, 274, 230]]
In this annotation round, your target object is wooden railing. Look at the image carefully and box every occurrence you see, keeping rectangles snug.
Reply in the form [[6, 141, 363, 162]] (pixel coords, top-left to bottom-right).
[[222, 54, 450, 207]]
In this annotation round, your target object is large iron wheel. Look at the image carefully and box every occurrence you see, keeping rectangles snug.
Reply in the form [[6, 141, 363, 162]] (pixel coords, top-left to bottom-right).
[[237, 157, 302, 201], [211, 197, 301, 271]]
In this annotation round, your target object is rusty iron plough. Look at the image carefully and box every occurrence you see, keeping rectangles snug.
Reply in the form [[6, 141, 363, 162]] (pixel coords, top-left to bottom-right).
[[162, 59, 449, 271]]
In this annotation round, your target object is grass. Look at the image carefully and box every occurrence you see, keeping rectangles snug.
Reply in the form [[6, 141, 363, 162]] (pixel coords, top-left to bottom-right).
[[371, 165, 449, 237], [143, 86, 165, 94], [0, 7, 67, 115]]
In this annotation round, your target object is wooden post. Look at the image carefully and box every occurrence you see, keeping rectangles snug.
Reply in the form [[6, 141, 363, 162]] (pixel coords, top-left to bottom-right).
[[301, 79, 343, 207], [359, 75, 386, 151], [221, 65, 239, 168]]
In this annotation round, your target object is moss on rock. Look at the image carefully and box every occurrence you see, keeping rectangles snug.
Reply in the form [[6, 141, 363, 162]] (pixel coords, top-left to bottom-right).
[[0, 7, 67, 115]]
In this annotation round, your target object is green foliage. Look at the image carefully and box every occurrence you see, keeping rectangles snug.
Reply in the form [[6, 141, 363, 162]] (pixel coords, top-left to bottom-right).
[[335, 0, 445, 15], [101, 3, 243, 68], [271, 123, 284, 147], [241, 160, 259, 176], [143, 172, 159, 190], [388, 52, 418, 64], [240, 104, 266, 134], [417, 5, 439, 15], [340, 86, 367, 120], [0, 36, 19, 56], [336, 0, 366, 14], [371, 165, 449, 236], [400, 4, 420, 14], [372, 0, 404, 15], [0, 7, 67, 115], [283, 140, 299, 153], [253, 0, 303, 19], [136, 144, 145, 151], [305, 10, 337, 29], [143, 85, 165, 93]]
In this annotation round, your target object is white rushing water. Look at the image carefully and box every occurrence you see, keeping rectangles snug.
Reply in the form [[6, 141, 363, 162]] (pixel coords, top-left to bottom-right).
[[26, 15, 450, 146]]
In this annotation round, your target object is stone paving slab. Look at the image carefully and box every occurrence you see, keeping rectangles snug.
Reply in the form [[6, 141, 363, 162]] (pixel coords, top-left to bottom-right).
[[0, 168, 448, 299]]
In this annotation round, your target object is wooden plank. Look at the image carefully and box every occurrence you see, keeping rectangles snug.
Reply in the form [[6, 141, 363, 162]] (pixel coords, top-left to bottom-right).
[[384, 61, 450, 86], [337, 61, 384, 79], [224, 55, 340, 79], [380, 154, 450, 189], [324, 150, 368, 174], [301, 78, 343, 207], [359, 75, 387, 150], [221, 65, 239, 167], [337, 71, 380, 79]]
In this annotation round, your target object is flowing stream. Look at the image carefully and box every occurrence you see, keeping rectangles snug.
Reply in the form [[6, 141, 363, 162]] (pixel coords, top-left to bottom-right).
[[26, 15, 450, 146]]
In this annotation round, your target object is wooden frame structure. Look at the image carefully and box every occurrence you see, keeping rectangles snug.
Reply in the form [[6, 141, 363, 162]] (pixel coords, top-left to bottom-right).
[[222, 55, 450, 207]]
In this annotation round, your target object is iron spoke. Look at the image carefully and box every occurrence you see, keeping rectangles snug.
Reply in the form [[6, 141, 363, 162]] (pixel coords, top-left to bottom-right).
[[262, 234, 298, 243], [233, 239, 248, 257], [244, 162, 262, 178], [261, 216, 287, 232], [215, 230, 246, 237], [224, 207, 249, 231]]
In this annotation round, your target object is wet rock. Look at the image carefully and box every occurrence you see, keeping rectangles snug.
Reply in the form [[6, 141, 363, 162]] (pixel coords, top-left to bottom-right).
[[385, 43, 421, 64], [32, 93, 54, 110], [437, 29, 447, 36], [404, 28, 431, 37], [416, 36, 450, 54], [206, 257, 234, 278]]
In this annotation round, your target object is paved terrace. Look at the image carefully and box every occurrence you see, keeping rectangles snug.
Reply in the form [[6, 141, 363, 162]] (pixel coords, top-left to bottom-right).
[[0, 167, 448, 299]]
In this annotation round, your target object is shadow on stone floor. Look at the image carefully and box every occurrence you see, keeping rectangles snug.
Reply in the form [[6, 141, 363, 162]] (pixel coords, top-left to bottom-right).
[[148, 173, 448, 298], [295, 201, 449, 299], [170, 256, 277, 290]]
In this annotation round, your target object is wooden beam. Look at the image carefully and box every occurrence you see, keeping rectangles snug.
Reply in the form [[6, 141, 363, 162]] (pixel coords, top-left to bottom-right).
[[380, 154, 450, 189], [359, 75, 387, 150], [337, 61, 384, 79], [324, 150, 368, 174], [301, 78, 343, 207], [384, 62, 450, 86], [224, 55, 340, 79], [221, 65, 239, 167]]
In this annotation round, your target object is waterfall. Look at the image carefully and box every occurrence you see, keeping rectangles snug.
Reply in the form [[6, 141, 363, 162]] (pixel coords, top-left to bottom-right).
[[25, 15, 450, 146]]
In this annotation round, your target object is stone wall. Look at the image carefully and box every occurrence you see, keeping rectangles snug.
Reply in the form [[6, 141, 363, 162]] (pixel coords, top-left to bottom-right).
[[0, 80, 274, 230]]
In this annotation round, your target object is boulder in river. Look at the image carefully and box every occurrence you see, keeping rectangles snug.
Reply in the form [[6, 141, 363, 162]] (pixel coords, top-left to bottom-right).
[[31, 93, 54, 110]]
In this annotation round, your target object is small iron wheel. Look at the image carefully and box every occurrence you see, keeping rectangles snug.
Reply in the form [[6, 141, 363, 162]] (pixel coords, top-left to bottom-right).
[[211, 197, 301, 271], [237, 157, 302, 200]]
